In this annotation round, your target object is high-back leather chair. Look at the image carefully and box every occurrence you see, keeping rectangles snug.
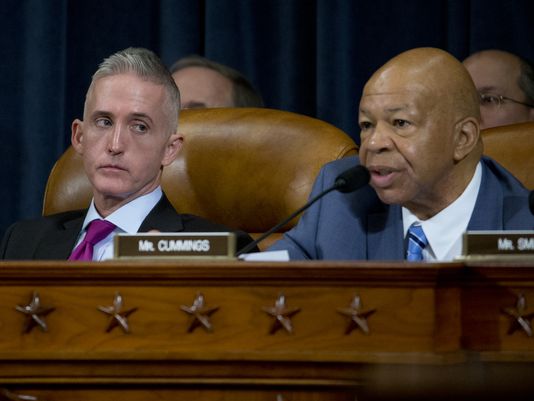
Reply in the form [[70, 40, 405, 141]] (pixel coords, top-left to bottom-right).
[[43, 108, 358, 249], [481, 122, 534, 189]]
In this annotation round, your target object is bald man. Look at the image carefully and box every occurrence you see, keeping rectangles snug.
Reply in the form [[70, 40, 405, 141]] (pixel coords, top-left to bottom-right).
[[463, 50, 534, 129], [269, 48, 533, 261]]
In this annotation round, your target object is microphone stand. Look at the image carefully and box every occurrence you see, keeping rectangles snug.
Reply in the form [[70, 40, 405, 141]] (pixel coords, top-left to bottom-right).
[[235, 165, 370, 257], [235, 186, 338, 257]]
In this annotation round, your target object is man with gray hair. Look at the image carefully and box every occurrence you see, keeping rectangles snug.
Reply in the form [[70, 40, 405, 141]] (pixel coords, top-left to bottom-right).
[[463, 49, 534, 129], [170, 54, 264, 109], [0, 47, 255, 260]]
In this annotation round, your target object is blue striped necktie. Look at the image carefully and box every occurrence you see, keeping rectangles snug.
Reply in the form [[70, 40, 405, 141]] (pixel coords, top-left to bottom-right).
[[406, 223, 428, 261]]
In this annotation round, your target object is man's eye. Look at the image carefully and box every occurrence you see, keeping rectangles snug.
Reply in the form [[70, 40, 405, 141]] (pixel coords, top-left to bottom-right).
[[480, 94, 500, 105], [132, 123, 148, 133], [359, 121, 372, 130], [393, 119, 410, 128], [95, 118, 112, 128]]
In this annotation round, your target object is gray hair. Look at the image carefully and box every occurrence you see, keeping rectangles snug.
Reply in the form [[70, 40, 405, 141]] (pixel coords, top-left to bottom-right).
[[88, 47, 180, 133], [518, 56, 534, 106], [170, 54, 264, 107]]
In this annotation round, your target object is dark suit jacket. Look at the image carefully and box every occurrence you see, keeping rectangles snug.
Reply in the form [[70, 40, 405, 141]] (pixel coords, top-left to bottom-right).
[[0, 195, 256, 260], [269, 156, 534, 260]]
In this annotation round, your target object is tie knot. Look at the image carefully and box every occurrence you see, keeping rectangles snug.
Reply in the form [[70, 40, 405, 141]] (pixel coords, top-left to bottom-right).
[[406, 223, 428, 261], [84, 219, 116, 245]]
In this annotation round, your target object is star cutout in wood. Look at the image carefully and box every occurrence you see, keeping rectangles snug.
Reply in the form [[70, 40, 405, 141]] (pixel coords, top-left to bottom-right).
[[337, 295, 376, 335], [98, 292, 138, 333], [501, 293, 534, 337], [0, 388, 37, 401], [262, 294, 301, 334], [180, 293, 219, 333], [15, 291, 55, 334]]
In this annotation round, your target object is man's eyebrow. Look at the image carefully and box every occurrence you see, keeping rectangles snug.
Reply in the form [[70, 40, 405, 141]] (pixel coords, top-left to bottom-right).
[[131, 112, 154, 124], [183, 101, 207, 109], [91, 110, 112, 117], [477, 85, 498, 93], [359, 107, 376, 116]]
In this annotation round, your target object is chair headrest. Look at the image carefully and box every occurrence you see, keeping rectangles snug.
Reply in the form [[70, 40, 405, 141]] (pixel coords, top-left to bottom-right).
[[481, 121, 534, 189], [43, 108, 358, 233]]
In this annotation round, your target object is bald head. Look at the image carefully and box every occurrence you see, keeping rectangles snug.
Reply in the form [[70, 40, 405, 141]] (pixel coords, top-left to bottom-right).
[[463, 49, 534, 129], [366, 47, 480, 121]]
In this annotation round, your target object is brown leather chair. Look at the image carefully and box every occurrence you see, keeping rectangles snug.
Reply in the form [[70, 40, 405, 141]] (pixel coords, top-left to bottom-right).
[[43, 108, 358, 249], [481, 122, 534, 189]]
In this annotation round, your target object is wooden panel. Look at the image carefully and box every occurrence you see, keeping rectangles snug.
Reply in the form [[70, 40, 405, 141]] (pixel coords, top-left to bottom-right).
[[460, 261, 534, 358], [1, 260, 534, 400], [0, 387, 357, 401]]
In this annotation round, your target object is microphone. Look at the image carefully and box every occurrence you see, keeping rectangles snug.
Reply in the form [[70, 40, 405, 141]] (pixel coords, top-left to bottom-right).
[[530, 191, 534, 215], [236, 165, 370, 256]]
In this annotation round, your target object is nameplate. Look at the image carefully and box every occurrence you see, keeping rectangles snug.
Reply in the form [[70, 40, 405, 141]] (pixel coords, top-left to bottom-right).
[[114, 232, 236, 259], [463, 231, 534, 257]]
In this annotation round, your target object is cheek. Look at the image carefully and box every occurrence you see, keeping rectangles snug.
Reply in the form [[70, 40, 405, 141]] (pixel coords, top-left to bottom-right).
[[480, 108, 494, 122], [80, 133, 107, 153], [394, 142, 439, 190], [130, 146, 166, 171], [405, 147, 435, 178], [358, 146, 368, 164], [409, 142, 452, 186], [81, 144, 99, 162], [357, 135, 372, 163]]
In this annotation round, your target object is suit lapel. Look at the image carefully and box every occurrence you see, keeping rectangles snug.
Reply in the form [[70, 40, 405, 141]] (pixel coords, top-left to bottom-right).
[[367, 204, 405, 260], [467, 162, 504, 230], [139, 194, 185, 232], [34, 217, 83, 259]]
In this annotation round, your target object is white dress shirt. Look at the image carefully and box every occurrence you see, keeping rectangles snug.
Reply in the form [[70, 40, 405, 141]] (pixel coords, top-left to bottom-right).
[[402, 163, 482, 261], [72, 187, 163, 261]]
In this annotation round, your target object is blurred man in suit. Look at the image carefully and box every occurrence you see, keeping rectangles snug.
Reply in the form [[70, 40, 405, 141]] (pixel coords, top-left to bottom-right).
[[170, 55, 263, 109], [269, 47, 533, 261], [0, 47, 255, 260], [463, 49, 534, 129]]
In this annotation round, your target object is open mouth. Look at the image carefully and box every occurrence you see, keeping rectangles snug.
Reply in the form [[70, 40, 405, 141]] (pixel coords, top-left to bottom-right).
[[368, 166, 397, 187], [371, 167, 392, 176]]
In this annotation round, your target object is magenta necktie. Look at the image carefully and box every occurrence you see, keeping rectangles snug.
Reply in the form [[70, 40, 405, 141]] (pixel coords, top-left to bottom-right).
[[68, 219, 116, 261]]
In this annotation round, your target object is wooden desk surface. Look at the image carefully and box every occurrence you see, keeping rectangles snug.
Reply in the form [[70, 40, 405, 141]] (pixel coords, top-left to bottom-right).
[[1, 260, 534, 400]]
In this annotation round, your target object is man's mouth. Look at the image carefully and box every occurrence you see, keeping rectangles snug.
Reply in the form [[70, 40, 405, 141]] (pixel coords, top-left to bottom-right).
[[99, 164, 127, 172], [367, 166, 398, 188]]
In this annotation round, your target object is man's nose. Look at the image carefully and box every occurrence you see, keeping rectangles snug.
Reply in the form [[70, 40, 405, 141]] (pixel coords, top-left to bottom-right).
[[362, 121, 393, 153], [107, 124, 126, 154]]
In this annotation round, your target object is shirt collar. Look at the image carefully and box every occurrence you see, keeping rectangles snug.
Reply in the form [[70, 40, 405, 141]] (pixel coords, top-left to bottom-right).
[[402, 163, 482, 261], [82, 187, 163, 234]]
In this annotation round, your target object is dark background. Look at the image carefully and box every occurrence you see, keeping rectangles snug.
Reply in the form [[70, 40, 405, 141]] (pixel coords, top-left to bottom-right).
[[1, 0, 533, 237]]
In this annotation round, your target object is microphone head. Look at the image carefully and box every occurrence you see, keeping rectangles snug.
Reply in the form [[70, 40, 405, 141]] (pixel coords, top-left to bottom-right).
[[334, 165, 370, 193], [530, 191, 534, 215]]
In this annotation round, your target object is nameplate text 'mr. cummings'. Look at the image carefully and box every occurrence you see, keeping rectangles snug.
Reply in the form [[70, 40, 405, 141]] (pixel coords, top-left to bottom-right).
[[114, 232, 236, 259]]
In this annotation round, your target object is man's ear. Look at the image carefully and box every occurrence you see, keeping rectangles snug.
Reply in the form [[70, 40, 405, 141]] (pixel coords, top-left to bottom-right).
[[161, 133, 184, 167], [71, 119, 84, 155], [453, 117, 480, 161]]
